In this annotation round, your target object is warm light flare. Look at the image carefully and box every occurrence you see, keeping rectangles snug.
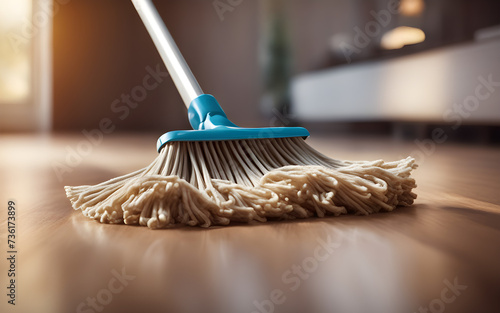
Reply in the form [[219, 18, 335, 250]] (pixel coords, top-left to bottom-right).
[[399, 0, 425, 16], [0, 0, 31, 28], [0, 0, 32, 103], [381, 26, 425, 50]]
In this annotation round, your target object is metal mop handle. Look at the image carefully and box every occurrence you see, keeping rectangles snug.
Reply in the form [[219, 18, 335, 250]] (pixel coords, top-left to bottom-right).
[[131, 0, 203, 108]]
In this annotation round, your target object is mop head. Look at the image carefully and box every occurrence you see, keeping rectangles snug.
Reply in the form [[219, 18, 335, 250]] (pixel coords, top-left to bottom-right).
[[65, 137, 417, 229]]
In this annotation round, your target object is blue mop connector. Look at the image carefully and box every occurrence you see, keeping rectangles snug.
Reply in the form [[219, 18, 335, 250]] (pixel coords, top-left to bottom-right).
[[157, 94, 310, 152]]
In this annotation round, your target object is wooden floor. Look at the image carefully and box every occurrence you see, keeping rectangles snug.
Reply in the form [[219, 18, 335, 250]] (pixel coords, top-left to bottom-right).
[[1, 133, 499, 313]]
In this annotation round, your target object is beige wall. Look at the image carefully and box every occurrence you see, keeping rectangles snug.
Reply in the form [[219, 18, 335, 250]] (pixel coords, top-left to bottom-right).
[[52, 0, 500, 132], [53, 0, 263, 132]]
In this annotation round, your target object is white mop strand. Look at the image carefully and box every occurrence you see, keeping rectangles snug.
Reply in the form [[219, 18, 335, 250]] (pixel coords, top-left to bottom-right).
[[65, 137, 417, 229]]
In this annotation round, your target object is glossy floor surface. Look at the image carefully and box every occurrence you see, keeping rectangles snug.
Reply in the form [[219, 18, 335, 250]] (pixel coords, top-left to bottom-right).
[[1, 133, 499, 313]]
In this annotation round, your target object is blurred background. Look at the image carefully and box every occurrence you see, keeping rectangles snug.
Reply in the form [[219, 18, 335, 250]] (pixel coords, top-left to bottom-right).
[[1, 0, 500, 141]]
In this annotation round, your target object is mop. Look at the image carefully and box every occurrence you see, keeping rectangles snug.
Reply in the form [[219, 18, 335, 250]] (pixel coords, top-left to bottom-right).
[[65, 0, 417, 229]]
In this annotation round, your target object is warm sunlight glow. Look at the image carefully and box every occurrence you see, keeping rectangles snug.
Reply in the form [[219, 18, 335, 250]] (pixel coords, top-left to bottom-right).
[[381, 26, 426, 50], [399, 0, 425, 16], [0, 0, 32, 103]]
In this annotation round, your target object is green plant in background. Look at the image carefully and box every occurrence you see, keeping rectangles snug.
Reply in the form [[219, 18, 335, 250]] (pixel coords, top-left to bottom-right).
[[260, 0, 295, 126]]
